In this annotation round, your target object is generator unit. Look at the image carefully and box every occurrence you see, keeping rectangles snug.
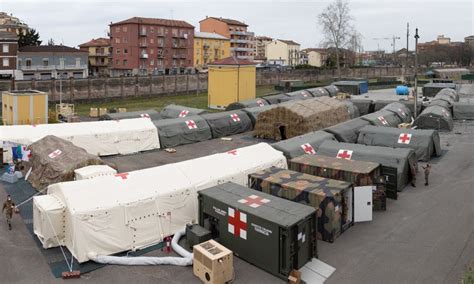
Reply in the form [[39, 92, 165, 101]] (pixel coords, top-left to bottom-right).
[[193, 239, 233, 284], [186, 224, 212, 249], [198, 182, 317, 280]]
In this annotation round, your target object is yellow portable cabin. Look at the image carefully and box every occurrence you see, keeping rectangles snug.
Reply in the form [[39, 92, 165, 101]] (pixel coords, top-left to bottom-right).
[[207, 57, 256, 109], [2, 90, 48, 125]]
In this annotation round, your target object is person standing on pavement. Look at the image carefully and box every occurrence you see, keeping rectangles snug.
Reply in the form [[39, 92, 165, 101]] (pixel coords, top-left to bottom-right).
[[422, 163, 432, 186], [2, 195, 15, 230]]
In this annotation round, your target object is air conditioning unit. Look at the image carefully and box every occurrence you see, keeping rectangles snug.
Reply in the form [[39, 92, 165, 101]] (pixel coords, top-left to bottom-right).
[[193, 240, 233, 284]]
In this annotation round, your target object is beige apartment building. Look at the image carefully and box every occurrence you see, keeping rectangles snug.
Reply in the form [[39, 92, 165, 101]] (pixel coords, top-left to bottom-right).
[[266, 39, 300, 66]]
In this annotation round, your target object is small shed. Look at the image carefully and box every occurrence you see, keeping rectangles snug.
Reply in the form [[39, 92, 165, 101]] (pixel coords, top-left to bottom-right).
[[382, 102, 412, 123], [2, 90, 48, 125], [453, 99, 474, 120], [208, 57, 256, 109], [306, 87, 330, 97], [422, 82, 457, 97], [200, 110, 253, 138], [357, 125, 442, 161], [413, 105, 453, 131], [154, 115, 212, 148], [100, 109, 161, 121], [323, 118, 371, 143], [271, 130, 338, 159], [225, 98, 270, 111], [332, 81, 368, 95], [360, 110, 402, 127], [160, 104, 207, 119]]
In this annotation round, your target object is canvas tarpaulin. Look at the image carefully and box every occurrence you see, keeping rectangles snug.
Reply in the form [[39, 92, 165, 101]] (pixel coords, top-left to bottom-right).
[[159, 104, 207, 119], [382, 102, 412, 123], [357, 125, 441, 161], [74, 165, 117, 180], [340, 100, 360, 119], [254, 97, 350, 140], [437, 88, 459, 102], [34, 143, 286, 262], [431, 92, 455, 109], [225, 98, 270, 111], [285, 90, 313, 100], [261, 93, 293, 104], [317, 140, 417, 194], [306, 87, 330, 97], [324, 118, 371, 143], [413, 105, 453, 131], [271, 130, 338, 159], [373, 99, 422, 117], [360, 110, 402, 127], [323, 85, 340, 97], [100, 109, 161, 121], [241, 105, 278, 126], [349, 98, 373, 115], [0, 118, 160, 156], [453, 99, 474, 120], [200, 110, 253, 138], [23, 135, 105, 190], [154, 115, 212, 148]]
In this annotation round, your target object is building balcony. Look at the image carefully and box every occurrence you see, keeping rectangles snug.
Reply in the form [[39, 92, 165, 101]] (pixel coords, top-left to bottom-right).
[[93, 52, 109, 57], [139, 42, 147, 47], [230, 30, 254, 36], [156, 33, 165, 37], [157, 54, 164, 58], [231, 47, 254, 52], [139, 31, 147, 36], [140, 53, 149, 59], [236, 55, 254, 60], [20, 64, 88, 71], [91, 62, 109, 67], [230, 39, 252, 44]]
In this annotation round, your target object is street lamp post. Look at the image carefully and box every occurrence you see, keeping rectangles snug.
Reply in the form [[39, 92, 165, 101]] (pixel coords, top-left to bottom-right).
[[414, 28, 419, 119]]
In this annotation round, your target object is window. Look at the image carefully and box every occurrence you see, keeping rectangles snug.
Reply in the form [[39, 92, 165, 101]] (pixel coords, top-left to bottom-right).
[[150, 49, 154, 55], [2, 44, 8, 53], [2, 58, 8, 67], [75, 58, 81, 66], [116, 48, 121, 54], [115, 59, 119, 65], [123, 60, 127, 66], [123, 26, 127, 32], [149, 38, 154, 44], [157, 59, 163, 66], [26, 59, 32, 67], [115, 38, 120, 44], [150, 27, 154, 33], [124, 48, 128, 54], [42, 59, 49, 67], [150, 59, 154, 66], [115, 27, 120, 33], [18, 59, 21, 68], [123, 37, 128, 43], [197, 49, 200, 55]]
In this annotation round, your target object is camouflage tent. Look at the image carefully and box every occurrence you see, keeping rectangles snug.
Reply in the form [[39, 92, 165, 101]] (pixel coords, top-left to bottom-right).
[[100, 109, 161, 121], [254, 97, 350, 140], [271, 130, 338, 159], [373, 99, 422, 116], [360, 109, 402, 127], [285, 90, 313, 100], [200, 110, 253, 138], [261, 93, 293, 104], [413, 105, 453, 131], [22, 135, 105, 190], [357, 125, 442, 161], [154, 115, 212, 148], [422, 82, 457, 97], [317, 140, 417, 196], [160, 104, 207, 119], [349, 98, 373, 115], [323, 118, 371, 143], [382, 102, 412, 123], [241, 105, 278, 126], [225, 98, 270, 111], [248, 167, 353, 242], [339, 100, 360, 119], [306, 87, 330, 97], [453, 99, 474, 120], [323, 85, 339, 97]]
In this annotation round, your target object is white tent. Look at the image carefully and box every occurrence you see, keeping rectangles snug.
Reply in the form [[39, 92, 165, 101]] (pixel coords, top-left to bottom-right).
[[33, 143, 287, 263], [0, 118, 160, 156]]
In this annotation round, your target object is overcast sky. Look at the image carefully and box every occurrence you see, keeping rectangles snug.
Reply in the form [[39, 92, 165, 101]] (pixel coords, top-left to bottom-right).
[[2, 0, 473, 52]]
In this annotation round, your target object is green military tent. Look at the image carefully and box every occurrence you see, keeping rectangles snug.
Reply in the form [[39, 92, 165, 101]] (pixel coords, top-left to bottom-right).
[[317, 140, 417, 197], [306, 87, 330, 97], [349, 98, 373, 115], [373, 99, 422, 117], [324, 118, 371, 143], [453, 98, 474, 120], [154, 115, 212, 148], [100, 109, 161, 121], [323, 85, 339, 97], [360, 109, 402, 127], [430, 92, 455, 110], [413, 105, 453, 131], [271, 130, 338, 159], [340, 100, 360, 119], [225, 98, 270, 111], [261, 93, 293, 104], [382, 102, 412, 123], [285, 90, 313, 100], [200, 110, 253, 138], [437, 88, 459, 102], [357, 125, 441, 161], [160, 104, 207, 119]]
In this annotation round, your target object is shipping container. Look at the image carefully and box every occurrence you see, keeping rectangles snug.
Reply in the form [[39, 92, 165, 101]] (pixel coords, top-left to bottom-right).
[[247, 167, 359, 243], [198, 182, 317, 280], [422, 82, 457, 97], [332, 81, 367, 96]]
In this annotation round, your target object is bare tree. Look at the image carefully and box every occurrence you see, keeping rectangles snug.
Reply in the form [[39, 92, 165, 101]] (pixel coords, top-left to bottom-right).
[[318, 0, 356, 78]]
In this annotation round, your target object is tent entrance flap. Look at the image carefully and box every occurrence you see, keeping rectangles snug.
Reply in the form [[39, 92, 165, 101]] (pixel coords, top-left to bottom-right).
[[381, 166, 398, 199]]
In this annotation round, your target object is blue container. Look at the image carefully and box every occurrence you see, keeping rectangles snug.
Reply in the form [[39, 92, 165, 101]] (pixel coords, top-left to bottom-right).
[[359, 81, 369, 94], [396, 85, 409, 96]]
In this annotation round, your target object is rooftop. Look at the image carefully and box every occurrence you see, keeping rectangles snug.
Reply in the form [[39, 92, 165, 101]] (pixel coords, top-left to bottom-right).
[[110, 17, 194, 28], [302, 48, 329, 54], [194, 32, 228, 40], [208, 56, 255, 66], [19, 45, 87, 53], [78, 37, 110, 48], [0, 31, 18, 40], [278, 39, 300, 46], [201, 16, 248, 27]]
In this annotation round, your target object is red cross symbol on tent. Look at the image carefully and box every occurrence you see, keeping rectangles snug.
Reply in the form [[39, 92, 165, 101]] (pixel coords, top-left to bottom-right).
[[257, 99, 265, 107], [301, 143, 316, 155], [398, 133, 412, 144], [238, 194, 270, 208], [178, 110, 189, 118], [140, 113, 150, 119], [377, 116, 388, 125], [185, 120, 197, 129], [48, 149, 62, 159], [230, 113, 240, 122], [227, 149, 238, 156], [228, 207, 247, 239], [337, 149, 353, 160], [115, 173, 129, 180]]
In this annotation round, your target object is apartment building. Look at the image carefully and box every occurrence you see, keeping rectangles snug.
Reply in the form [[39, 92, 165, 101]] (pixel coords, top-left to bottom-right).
[[17, 45, 88, 80], [254, 36, 272, 61], [109, 17, 194, 76], [200, 17, 254, 60], [0, 31, 21, 79], [79, 38, 111, 77], [300, 48, 329, 67], [0, 12, 28, 34], [194, 32, 230, 69], [266, 39, 300, 66]]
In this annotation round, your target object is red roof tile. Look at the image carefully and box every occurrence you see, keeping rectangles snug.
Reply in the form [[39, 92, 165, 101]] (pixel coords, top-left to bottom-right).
[[200, 17, 248, 27], [110, 17, 194, 28], [79, 37, 110, 48], [208, 57, 255, 66]]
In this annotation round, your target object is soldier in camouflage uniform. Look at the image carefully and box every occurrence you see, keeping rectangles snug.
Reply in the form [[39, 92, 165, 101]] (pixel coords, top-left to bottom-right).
[[248, 167, 351, 242], [422, 163, 432, 186], [2, 195, 16, 230]]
